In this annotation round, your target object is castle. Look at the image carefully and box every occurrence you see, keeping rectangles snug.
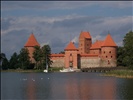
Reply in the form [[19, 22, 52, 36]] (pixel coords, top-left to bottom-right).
[[24, 31, 117, 69]]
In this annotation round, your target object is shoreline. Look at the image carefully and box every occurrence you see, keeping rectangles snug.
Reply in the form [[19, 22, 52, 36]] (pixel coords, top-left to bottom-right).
[[1, 69, 133, 79], [1, 69, 43, 73], [102, 69, 133, 79]]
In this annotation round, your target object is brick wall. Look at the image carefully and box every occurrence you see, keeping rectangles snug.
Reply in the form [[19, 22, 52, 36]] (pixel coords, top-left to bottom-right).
[[80, 57, 101, 68], [50, 57, 64, 68]]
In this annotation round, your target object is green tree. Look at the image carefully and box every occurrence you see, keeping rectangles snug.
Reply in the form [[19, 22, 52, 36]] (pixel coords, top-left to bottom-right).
[[9, 52, 19, 69], [123, 31, 133, 69], [19, 48, 31, 69], [2, 57, 9, 70], [0, 53, 6, 61], [41, 45, 53, 70], [117, 47, 126, 66], [0, 53, 6, 69], [33, 46, 42, 69]]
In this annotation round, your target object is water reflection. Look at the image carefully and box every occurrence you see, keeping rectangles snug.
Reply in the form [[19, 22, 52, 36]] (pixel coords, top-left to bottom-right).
[[65, 77, 116, 99], [116, 78, 133, 99], [26, 74, 36, 99], [1, 72, 133, 100]]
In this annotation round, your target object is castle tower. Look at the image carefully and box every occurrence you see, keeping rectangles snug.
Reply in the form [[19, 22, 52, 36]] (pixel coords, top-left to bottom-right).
[[64, 42, 78, 69], [79, 31, 92, 54], [101, 34, 117, 67], [24, 33, 40, 63]]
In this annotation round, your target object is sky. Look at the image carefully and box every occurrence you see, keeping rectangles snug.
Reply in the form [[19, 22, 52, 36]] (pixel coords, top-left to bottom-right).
[[1, 1, 133, 59]]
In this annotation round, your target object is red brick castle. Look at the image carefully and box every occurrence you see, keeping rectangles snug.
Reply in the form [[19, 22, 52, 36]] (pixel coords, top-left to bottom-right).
[[24, 32, 117, 69]]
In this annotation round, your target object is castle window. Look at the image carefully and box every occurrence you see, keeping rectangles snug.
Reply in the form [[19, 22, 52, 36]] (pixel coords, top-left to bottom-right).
[[104, 51, 105, 54], [109, 51, 111, 53], [111, 56, 112, 58], [106, 56, 107, 58]]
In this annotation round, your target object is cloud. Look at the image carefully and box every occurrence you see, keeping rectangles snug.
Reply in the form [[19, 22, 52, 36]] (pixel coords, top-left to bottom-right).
[[1, 15, 132, 59], [71, 36, 78, 44], [2, 1, 132, 11]]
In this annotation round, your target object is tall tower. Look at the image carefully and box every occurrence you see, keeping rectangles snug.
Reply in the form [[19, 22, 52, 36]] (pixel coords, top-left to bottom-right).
[[64, 42, 78, 68], [24, 33, 40, 63], [79, 31, 92, 54], [101, 34, 117, 67]]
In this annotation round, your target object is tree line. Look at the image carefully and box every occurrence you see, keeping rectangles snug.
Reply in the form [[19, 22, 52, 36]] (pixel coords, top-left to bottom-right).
[[117, 30, 133, 69], [0, 45, 52, 70]]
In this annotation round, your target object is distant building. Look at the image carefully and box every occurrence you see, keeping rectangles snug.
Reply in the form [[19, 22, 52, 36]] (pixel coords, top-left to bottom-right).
[[24, 33, 40, 63], [24, 31, 117, 69]]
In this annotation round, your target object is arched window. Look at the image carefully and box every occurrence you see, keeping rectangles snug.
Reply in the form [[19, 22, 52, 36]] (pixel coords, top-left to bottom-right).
[[111, 56, 112, 58], [104, 51, 105, 54], [109, 51, 111, 53], [106, 56, 107, 58]]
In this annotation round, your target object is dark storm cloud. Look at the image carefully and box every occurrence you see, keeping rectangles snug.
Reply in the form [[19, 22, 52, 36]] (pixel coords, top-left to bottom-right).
[[1, 29, 30, 59], [2, 1, 132, 11], [1, 15, 132, 59]]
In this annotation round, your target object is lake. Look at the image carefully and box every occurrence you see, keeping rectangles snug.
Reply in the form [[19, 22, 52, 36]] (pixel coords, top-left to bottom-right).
[[1, 72, 133, 100]]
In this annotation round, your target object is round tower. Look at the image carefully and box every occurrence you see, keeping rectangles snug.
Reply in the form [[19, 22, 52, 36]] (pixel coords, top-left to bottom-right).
[[101, 34, 117, 67], [24, 33, 40, 63]]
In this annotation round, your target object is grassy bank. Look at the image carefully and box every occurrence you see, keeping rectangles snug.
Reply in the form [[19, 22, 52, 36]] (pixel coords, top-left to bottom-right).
[[48, 67, 63, 72], [103, 69, 133, 78], [1, 67, 63, 73]]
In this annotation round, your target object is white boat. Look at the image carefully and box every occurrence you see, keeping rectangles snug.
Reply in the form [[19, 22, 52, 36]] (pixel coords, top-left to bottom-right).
[[44, 55, 48, 73], [60, 67, 75, 72], [43, 69, 48, 73]]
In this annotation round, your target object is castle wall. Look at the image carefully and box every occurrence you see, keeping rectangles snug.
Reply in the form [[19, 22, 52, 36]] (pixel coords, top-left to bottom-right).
[[80, 57, 101, 68], [90, 49, 101, 55], [50, 56, 64, 68]]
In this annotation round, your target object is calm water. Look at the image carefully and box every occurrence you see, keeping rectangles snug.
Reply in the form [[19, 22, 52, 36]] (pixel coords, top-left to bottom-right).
[[1, 72, 133, 100]]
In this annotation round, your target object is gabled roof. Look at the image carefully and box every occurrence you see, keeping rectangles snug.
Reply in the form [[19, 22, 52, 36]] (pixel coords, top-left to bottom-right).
[[64, 42, 78, 51], [79, 31, 91, 39], [24, 33, 40, 47], [90, 40, 104, 49], [101, 34, 117, 47]]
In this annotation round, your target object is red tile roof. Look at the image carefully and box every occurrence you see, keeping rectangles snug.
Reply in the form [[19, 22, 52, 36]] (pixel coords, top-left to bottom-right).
[[90, 40, 104, 49], [50, 54, 64, 57], [102, 34, 117, 47], [64, 42, 78, 51], [79, 31, 91, 38], [24, 33, 40, 47]]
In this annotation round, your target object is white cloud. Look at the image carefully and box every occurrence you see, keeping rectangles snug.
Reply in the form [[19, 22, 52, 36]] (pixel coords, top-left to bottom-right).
[[71, 36, 78, 43]]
